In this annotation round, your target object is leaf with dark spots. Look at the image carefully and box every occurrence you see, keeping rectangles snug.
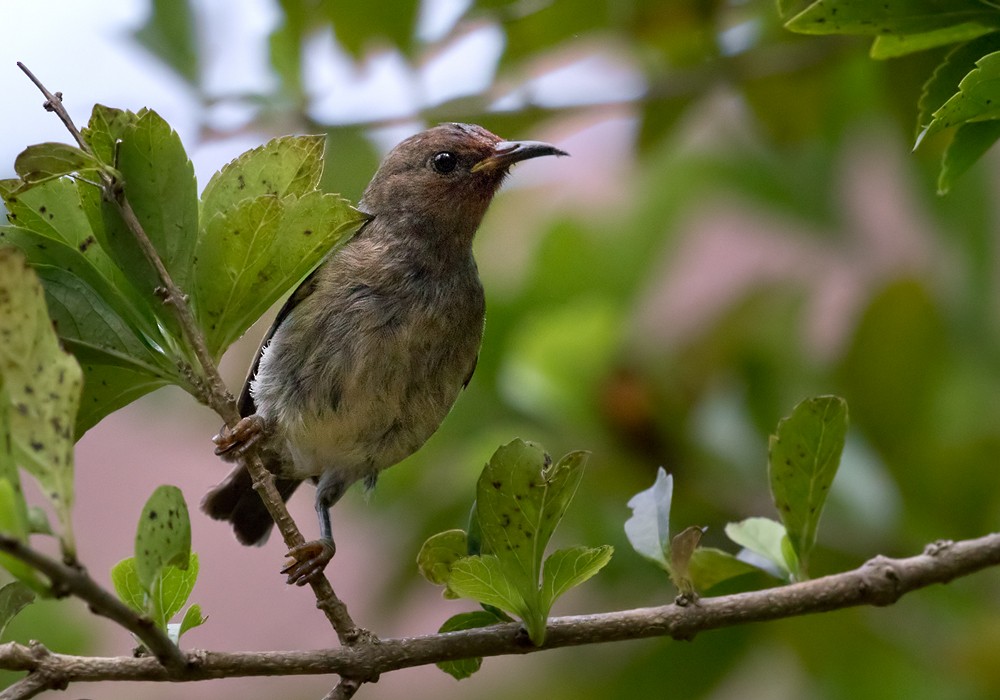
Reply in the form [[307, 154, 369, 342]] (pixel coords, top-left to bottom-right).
[[134, 485, 191, 590], [192, 189, 364, 359], [768, 396, 848, 579], [0, 248, 81, 553], [447, 439, 595, 646]]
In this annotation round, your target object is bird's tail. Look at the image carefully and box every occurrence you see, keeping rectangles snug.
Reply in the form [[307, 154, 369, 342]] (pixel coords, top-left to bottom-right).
[[201, 463, 301, 546]]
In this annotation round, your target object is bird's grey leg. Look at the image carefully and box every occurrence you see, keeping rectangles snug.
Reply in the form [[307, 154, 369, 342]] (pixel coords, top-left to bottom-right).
[[281, 472, 345, 585]]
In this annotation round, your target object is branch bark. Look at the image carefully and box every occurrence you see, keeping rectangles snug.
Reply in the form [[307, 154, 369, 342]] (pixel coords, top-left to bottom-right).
[[0, 536, 185, 671], [1, 533, 997, 688]]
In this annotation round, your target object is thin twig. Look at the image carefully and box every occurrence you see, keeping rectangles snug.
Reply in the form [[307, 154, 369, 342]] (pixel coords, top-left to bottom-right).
[[0, 536, 186, 670], [112, 195, 235, 419], [323, 678, 363, 700], [15, 62, 87, 151], [0, 669, 53, 700], [0, 533, 997, 685], [15, 63, 361, 644]]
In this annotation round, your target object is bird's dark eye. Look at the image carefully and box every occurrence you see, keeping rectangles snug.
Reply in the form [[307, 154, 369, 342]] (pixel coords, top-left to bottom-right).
[[431, 151, 457, 174]]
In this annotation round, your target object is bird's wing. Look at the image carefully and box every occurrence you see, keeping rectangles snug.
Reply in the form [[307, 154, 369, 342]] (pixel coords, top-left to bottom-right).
[[236, 268, 321, 417], [236, 217, 374, 417]]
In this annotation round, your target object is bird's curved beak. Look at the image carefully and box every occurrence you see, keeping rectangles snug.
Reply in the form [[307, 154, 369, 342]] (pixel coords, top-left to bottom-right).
[[472, 140, 569, 173]]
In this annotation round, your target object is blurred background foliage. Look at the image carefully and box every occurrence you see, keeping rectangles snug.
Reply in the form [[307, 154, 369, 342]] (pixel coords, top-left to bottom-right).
[[4, 0, 1000, 698]]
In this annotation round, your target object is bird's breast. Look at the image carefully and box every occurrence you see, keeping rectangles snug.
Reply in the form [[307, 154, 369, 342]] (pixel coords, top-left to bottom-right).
[[251, 262, 485, 478]]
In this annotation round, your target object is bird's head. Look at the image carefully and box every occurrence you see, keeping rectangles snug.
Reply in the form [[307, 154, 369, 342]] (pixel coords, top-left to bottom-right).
[[358, 123, 567, 246]]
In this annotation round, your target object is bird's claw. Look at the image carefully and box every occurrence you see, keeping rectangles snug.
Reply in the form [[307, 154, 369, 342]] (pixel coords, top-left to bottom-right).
[[213, 415, 265, 457], [282, 538, 336, 586]]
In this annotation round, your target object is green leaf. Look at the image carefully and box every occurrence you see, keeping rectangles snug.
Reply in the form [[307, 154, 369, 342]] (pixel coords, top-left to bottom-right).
[[938, 120, 1000, 193], [13, 143, 105, 186], [0, 581, 35, 639], [871, 23, 1000, 59], [0, 177, 167, 346], [838, 281, 946, 458], [322, 0, 420, 56], [25, 259, 170, 372], [114, 108, 199, 293], [0, 232, 176, 437], [430, 441, 599, 647], [268, 0, 307, 101], [500, 299, 620, 427], [487, 0, 607, 68], [321, 126, 381, 203], [133, 0, 200, 85], [777, 0, 805, 17], [923, 51, 1000, 141], [918, 35, 1000, 136], [786, 0, 999, 37], [149, 553, 199, 629], [0, 174, 186, 435], [0, 378, 28, 530], [0, 248, 82, 552], [476, 441, 589, 592], [73, 364, 170, 437], [768, 396, 848, 576], [623, 467, 672, 569], [0, 479, 46, 592], [541, 545, 613, 607], [724, 517, 795, 581], [0, 379, 46, 581], [134, 485, 191, 591], [110, 557, 146, 614], [435, 610, 505, 680], [466, 501, 483, 556], [0, 223, 155, 351], [177, 602, 206, 641], [417, 529, 468, 593], [92, 109, 198, 338], [688, 547, 769, 591], [192, 134, 366, 359], [81, 105, 139, 167], [199, 135, 325, 225], [192, 190, 363, 358], [449, 554, 528, 619]]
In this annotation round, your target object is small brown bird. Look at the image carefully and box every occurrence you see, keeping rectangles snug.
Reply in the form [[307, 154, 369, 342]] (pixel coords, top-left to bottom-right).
[[202, 123, 567, 584]]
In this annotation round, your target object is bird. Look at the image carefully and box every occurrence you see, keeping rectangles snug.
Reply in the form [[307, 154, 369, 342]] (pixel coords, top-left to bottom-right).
[[202, 123, 567, 585]]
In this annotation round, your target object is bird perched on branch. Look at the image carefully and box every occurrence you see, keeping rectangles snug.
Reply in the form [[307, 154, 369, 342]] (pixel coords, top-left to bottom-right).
[[202, 123, 567, 585]]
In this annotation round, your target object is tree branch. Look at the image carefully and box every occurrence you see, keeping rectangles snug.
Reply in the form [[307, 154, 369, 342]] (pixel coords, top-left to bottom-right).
[[1, 533, 997, 687], [0, 536, 186, 671], [15, 62, 363, 648], [0, 663, 54, 700], [323, 678, 363, 700]]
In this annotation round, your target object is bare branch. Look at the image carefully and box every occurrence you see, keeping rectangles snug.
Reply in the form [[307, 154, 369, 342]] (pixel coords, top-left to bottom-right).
[[0, 533, 997, 686], [323, 678, 363, 700], [0, 666, 54, 700], [0, 536, 185, 670], [16, 62, 88, 151]]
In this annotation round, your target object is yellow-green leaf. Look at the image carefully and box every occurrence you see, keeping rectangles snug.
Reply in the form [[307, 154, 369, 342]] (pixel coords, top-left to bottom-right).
[[0, 248, 82, 553], [134, 485, 191, 591]]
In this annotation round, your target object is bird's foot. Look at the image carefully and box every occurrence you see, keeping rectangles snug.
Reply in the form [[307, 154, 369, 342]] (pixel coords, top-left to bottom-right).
[[213, 415, 265, 458], [281, 538, 336, 586]]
